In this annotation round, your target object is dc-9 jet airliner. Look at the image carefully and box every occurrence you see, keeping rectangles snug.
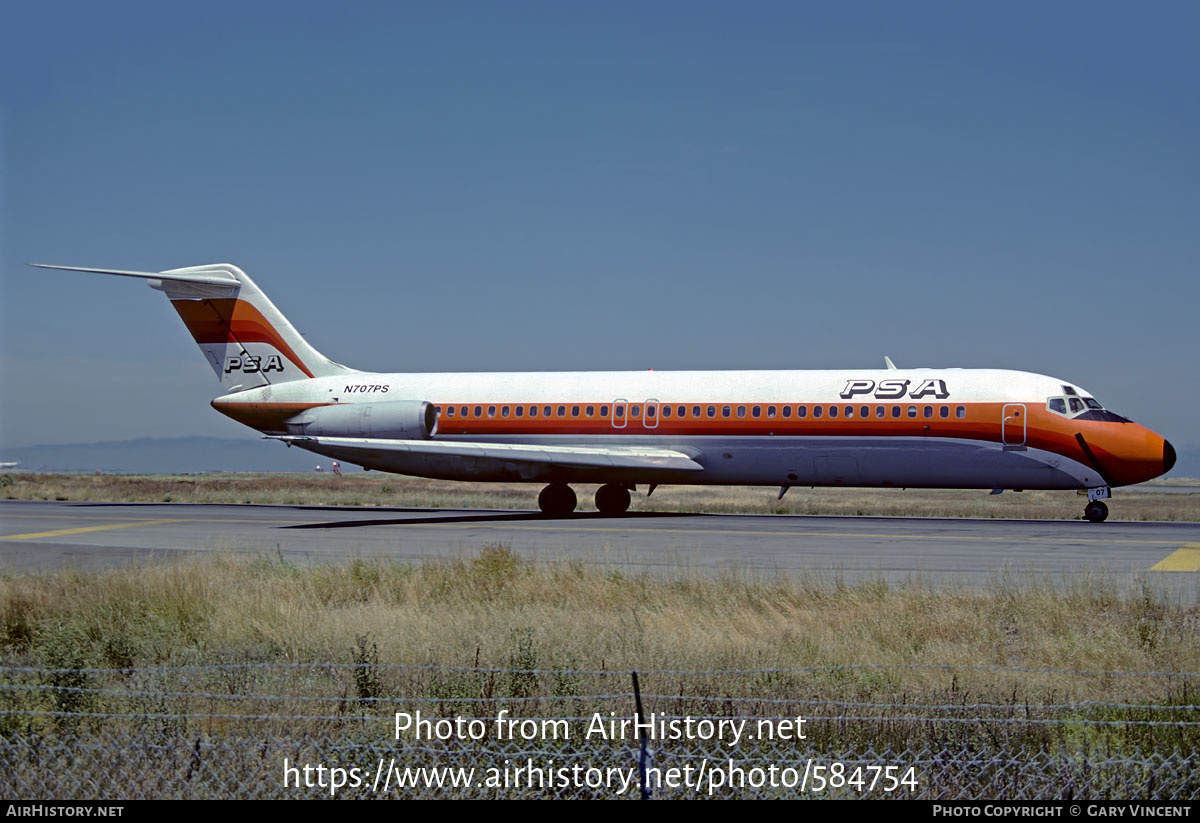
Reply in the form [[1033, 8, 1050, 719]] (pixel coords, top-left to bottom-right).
[[33, 263, 1176, 522]]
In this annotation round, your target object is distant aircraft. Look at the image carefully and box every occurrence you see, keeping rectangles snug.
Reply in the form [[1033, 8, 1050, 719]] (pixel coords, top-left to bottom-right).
[[33, 263, 1176, 521], [0, 462, 18, 470]]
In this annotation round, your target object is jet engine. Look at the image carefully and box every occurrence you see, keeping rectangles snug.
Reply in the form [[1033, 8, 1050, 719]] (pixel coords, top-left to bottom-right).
[[285, 400, 438, 439]]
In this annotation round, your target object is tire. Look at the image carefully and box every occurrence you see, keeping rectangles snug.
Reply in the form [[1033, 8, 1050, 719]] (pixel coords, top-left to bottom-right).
[[595, 483, 631, 515], [1084, 501, 1109, 523]]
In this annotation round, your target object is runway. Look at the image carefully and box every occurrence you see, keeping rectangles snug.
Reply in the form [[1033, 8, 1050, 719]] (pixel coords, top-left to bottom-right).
[[2, 500, 1199, 595]]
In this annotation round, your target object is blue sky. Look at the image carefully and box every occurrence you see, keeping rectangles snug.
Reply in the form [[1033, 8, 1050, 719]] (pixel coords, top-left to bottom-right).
[[2, 1, 1196, 449]]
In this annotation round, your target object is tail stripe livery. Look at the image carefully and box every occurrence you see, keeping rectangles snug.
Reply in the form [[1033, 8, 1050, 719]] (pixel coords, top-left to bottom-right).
[[171, 299, 316, 379]]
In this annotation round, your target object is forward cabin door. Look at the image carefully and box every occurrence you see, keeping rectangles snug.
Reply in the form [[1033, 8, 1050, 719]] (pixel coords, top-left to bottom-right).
[[1002, 404, 1027, 449]]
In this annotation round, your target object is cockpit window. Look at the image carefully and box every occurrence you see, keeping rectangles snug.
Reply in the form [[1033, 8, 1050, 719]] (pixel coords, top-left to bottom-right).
[[1046, 394, 1128, 422]]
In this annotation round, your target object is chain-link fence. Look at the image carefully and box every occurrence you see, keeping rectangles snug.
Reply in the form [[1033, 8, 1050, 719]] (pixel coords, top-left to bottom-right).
[[2, 663, 1197, 799]]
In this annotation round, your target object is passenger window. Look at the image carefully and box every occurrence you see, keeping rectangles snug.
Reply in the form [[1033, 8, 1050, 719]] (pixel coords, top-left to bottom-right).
[[892, 406, 901, 418], [446, 406, 455, 418], [586, 405, 594, 417], [829, 406, 838, 419], [782, 406, 791, 418], [557, 405, 566, 417], [529, 406, 537, 418], [475, 406, 483, 417], [600, 405, 609, 416], [940, 406, 949, 418], [543, 405, 552, 417], [488, 406, 496, 418], [502, 406, 510, 418], [797, 406, 807, 418], [907, 406, 917, 418], [752, 405, 761, 418], [460, 406, 468, 417], [691, 405, 700, 418], [572, 405, 581, 417], [813, 406, 822, 419], [646, 406, 655, 418], [707, 406, 716, 418], [767, 406, 776, 418], [876, 406, 884, 418], [844, 406, 854, 418], [722, 405, 731, 418], [615, 406, 624, 418], [956, 406, 965, 418], [923, 406, 932, 418], [737, 405, 746, 417], [677, 405, 686, 417], [861, 405, 869, 418], [662, 406, 671, 418]]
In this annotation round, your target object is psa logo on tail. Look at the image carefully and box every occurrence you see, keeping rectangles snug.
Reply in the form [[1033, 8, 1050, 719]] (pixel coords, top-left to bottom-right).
[[225, 354, 286, 374]]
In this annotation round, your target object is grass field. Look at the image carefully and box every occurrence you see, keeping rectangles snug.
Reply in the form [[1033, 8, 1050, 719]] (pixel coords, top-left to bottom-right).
[[3, 548, 1196, 705], [3, 471, 1199, 520]]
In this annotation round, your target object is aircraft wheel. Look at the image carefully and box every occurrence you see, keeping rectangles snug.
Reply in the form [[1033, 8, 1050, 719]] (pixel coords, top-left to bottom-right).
[[595, 483, 631, 515], [1083, 501, 1109, 523], [538, 483, 577, 516]]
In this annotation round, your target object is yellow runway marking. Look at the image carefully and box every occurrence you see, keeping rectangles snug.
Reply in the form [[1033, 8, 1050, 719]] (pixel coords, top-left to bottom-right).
[[1150, 544, 1200, 572], [3, 519, 184, 541]]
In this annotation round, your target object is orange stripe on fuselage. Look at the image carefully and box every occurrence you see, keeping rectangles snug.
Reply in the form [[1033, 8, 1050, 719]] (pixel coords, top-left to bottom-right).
[[172, 299, 314, 378], [428, 399, 1161, 482]]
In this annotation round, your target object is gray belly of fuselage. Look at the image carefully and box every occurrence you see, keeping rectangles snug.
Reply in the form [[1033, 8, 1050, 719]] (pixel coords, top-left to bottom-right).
[[293, 435, 1091, 490]]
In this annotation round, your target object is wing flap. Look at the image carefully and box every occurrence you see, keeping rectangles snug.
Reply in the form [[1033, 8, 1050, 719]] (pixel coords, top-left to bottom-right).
[[272, 435, 704, 473]]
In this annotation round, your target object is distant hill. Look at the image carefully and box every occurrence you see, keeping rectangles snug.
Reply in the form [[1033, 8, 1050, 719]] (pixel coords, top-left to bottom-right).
[[1, 437, 335, 474], [2, 436, 1197, 479]]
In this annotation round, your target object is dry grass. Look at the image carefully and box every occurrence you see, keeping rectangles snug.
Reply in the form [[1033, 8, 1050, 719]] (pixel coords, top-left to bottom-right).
[[3, 548, 1196, 765], [2, 549, 1196, 700], [3, 472, 1199, 520]]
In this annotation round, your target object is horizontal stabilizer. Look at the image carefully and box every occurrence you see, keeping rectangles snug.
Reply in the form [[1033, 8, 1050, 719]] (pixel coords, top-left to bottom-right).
[[271, 435, 705, 474], [30, 263, 240, 287]]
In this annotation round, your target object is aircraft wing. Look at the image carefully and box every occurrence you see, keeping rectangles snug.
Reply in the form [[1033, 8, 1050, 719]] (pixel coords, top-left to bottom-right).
[[272, 435, 704, 476]]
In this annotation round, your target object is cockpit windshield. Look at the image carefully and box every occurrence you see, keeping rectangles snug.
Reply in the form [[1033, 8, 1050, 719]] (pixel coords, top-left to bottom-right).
[[1045, 394, 1129, 423]]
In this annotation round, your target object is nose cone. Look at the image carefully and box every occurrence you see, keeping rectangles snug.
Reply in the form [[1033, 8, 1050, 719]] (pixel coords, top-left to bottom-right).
[[1164, 440, 1177, 474]]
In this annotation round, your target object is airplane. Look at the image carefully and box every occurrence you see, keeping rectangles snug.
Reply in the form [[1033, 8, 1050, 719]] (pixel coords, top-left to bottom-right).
[[32, 263, 1176, 522]]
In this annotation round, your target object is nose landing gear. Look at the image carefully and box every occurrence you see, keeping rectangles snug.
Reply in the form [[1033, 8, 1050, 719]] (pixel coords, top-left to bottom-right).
[[1083, 486, 1111, 523], [1083, 500, 1109, 523]]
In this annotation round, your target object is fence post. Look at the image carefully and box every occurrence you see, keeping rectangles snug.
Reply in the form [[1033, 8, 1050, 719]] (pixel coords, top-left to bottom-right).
[[632, 669, 652, 799]]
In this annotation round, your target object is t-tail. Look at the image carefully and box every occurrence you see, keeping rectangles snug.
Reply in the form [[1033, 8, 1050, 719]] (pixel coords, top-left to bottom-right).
[[31, 263, 353, 392]]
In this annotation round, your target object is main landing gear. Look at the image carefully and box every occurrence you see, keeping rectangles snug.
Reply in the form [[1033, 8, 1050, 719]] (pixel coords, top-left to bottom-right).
[[594, 483, 631, 515], [536, 483, 632, 516], [537, 483, 577, 516]]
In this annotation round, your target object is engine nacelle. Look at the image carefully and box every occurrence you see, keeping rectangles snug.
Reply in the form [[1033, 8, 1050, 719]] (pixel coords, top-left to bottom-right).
[[286, 399, 438, 440]]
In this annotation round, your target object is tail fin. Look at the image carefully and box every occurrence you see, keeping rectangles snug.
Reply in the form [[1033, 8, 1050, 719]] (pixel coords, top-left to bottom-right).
[[31, 263, 354, 391]]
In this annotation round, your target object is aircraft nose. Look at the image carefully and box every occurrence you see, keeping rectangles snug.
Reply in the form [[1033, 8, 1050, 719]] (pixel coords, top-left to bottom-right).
[[1164, 439, 1177, 474]]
